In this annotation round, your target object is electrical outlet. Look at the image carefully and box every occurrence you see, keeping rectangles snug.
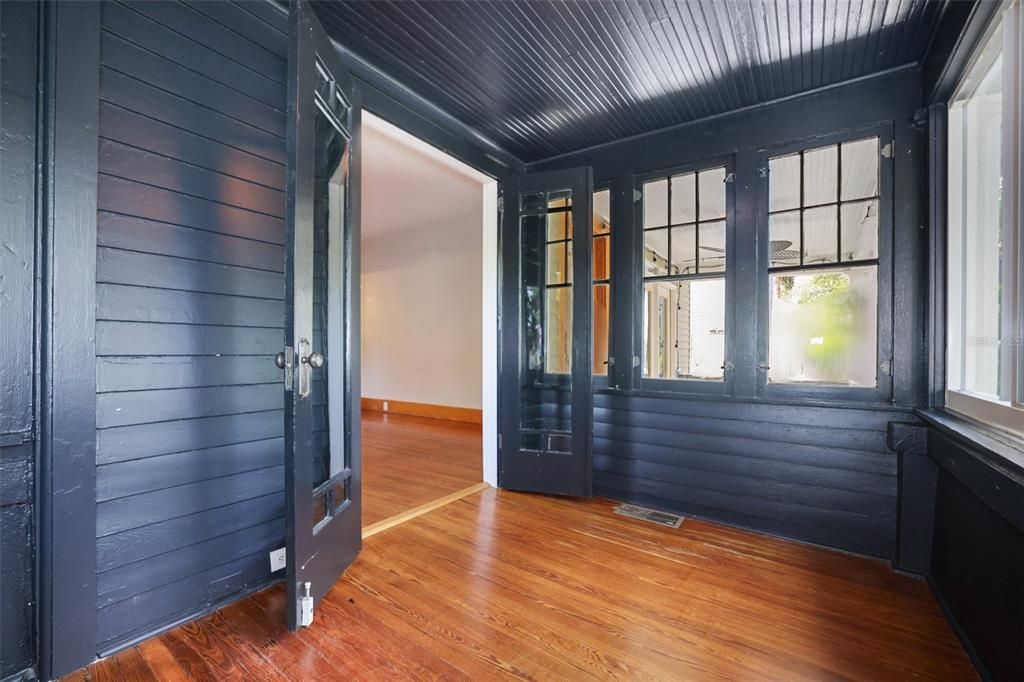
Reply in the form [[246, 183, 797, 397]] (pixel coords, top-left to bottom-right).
[[383, 400, 389, 411], [269, 547, 286, 572]]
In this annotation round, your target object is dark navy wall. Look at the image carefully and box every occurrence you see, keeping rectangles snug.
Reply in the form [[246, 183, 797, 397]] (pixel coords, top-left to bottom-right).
[[532, 68, 926, 560], [87, 0, 515, 658], [593, 395, 901, 557], [1, 1, 39, 677], [925, 421, 1024, 681], [93, 0, 290, 653]]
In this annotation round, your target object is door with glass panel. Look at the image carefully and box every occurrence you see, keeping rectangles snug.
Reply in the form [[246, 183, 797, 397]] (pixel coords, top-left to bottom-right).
[[500, 168, 594, 497], [281, 0, 361, 631]]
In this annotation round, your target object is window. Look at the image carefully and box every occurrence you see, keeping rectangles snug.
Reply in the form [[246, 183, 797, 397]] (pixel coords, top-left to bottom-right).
[[641, 166, 727, 382], [766, 137, 881, 387], [593, 189, 611, 375], [539, 190, 573, 375], [947, 0, 1023, 437]]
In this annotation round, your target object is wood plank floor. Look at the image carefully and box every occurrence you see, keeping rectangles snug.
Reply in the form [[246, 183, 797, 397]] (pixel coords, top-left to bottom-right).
[[361, 410, 481, 527], [67, 488, 975, 681]]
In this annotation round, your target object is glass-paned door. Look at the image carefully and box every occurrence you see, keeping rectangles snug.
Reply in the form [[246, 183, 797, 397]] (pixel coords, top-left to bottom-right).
[[282, 0, 361, 631], [500, 168, 593, 497]]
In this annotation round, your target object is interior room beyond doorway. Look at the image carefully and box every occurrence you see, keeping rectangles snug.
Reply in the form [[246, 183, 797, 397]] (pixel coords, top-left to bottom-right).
[[359, 113, 491, 530]]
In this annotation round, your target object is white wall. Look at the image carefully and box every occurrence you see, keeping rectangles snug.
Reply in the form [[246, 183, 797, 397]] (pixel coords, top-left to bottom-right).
[[360, 123, 484, 409], [361, 210, 483, 408]]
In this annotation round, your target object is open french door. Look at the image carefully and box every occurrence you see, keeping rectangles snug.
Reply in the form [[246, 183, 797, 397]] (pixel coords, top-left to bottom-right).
[[281, 0, 361, 630], [500, 168, 594, 497]]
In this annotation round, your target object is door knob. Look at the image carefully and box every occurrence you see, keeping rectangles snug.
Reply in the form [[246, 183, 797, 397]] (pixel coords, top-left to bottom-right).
[[303, 351, 324, 369], [275, 352, 286, 369]]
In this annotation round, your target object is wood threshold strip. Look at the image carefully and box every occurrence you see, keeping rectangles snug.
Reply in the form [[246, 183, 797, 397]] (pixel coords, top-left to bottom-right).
[[362, 482, 489, 539]]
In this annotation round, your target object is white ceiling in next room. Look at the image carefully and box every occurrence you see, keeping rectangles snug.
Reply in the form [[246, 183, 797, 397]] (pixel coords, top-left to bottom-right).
[[361, 116, 484, 236]]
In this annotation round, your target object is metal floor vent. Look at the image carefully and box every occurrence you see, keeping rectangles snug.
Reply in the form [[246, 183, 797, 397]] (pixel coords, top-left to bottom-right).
[[613, 503, 684, 528]]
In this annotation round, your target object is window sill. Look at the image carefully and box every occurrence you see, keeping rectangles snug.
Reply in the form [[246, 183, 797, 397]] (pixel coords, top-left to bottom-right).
[[916, 408, 1024, 480], [595, 384, 913, 412]]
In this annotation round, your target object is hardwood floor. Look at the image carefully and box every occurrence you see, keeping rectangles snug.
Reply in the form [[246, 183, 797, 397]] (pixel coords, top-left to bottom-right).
[[361, 410, 482, 527], [67, 488, 975, 681]]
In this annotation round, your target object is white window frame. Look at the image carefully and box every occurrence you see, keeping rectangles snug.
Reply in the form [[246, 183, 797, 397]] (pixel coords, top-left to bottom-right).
[[946, 0, 1024, 438]]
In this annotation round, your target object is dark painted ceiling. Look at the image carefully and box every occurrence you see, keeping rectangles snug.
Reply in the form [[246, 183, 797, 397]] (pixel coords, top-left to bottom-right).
[[313, 0, 951, 163]]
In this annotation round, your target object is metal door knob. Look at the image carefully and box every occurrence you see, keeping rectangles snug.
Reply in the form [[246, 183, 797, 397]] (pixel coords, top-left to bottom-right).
[[274, 352, 286, 369], [303, 351, 324, 369]]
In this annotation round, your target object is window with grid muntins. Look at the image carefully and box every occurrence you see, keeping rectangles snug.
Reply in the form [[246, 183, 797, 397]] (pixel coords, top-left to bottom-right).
[[767, 137, 880, 271], [642, 167, 727, 279], [765, 137, 881, 388], [641, 166, 728, 382]]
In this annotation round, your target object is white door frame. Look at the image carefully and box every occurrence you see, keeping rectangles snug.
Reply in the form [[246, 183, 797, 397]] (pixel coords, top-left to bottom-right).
[[362, 112, 499, 486]]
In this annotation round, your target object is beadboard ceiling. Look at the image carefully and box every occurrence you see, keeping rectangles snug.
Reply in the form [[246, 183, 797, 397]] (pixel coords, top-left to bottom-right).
[[313, 0, 951, 163]]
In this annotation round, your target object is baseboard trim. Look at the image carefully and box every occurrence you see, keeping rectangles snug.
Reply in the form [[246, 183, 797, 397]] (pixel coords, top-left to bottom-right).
[[361, 397, 482, 424], [363, 482, 489, 539]]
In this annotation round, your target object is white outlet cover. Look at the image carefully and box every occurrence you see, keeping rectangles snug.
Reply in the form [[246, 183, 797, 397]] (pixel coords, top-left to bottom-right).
[[269, 547, 286, 572]]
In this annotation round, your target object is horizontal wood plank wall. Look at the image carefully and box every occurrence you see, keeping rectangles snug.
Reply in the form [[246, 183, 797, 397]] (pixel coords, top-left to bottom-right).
[[0, 1, 38, 675], [592, 393, 900, 558], [94, 0, 289, 653], [361, 398, 483, 425]]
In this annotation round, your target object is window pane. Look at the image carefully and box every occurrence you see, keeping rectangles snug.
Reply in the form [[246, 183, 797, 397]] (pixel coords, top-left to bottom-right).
[[593, 189, 611, 234], [803, 205, 838, 265], [545, 287, 572, 374], [770, 153, 800, 212], [643, 279, 725, 380], [547, 211, 570, 240], [644, 228, 669, 276], [769, 210, 801, 267], [593, 234, 610, 281], [768, 266, 877, 386], [548, 189, 571, 209], [804, 145, 838, 205], [697, 220, 726, 273], [670, 224, 697, 275], [643, 178, 668, 228], [959, 44, 1005, 398], [841, 137, 879, 201], [593, 283, 610, 375], [840, 199, 879, 261], [670, 173, 696, 224], [546, 243, 566, 284], [521, 192, 544, 212], [698, 167, 727, 220]]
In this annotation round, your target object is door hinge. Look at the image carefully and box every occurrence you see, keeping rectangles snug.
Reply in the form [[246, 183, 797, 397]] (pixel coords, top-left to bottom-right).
[[633, 189, 642, 202], [881, 142, 894, 159], [758, 166, 768, 178], [724, 172, 735, 184], [497, 194, 504, 214], [298, 581, 314, 628], [880, 359, 893, 376]]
